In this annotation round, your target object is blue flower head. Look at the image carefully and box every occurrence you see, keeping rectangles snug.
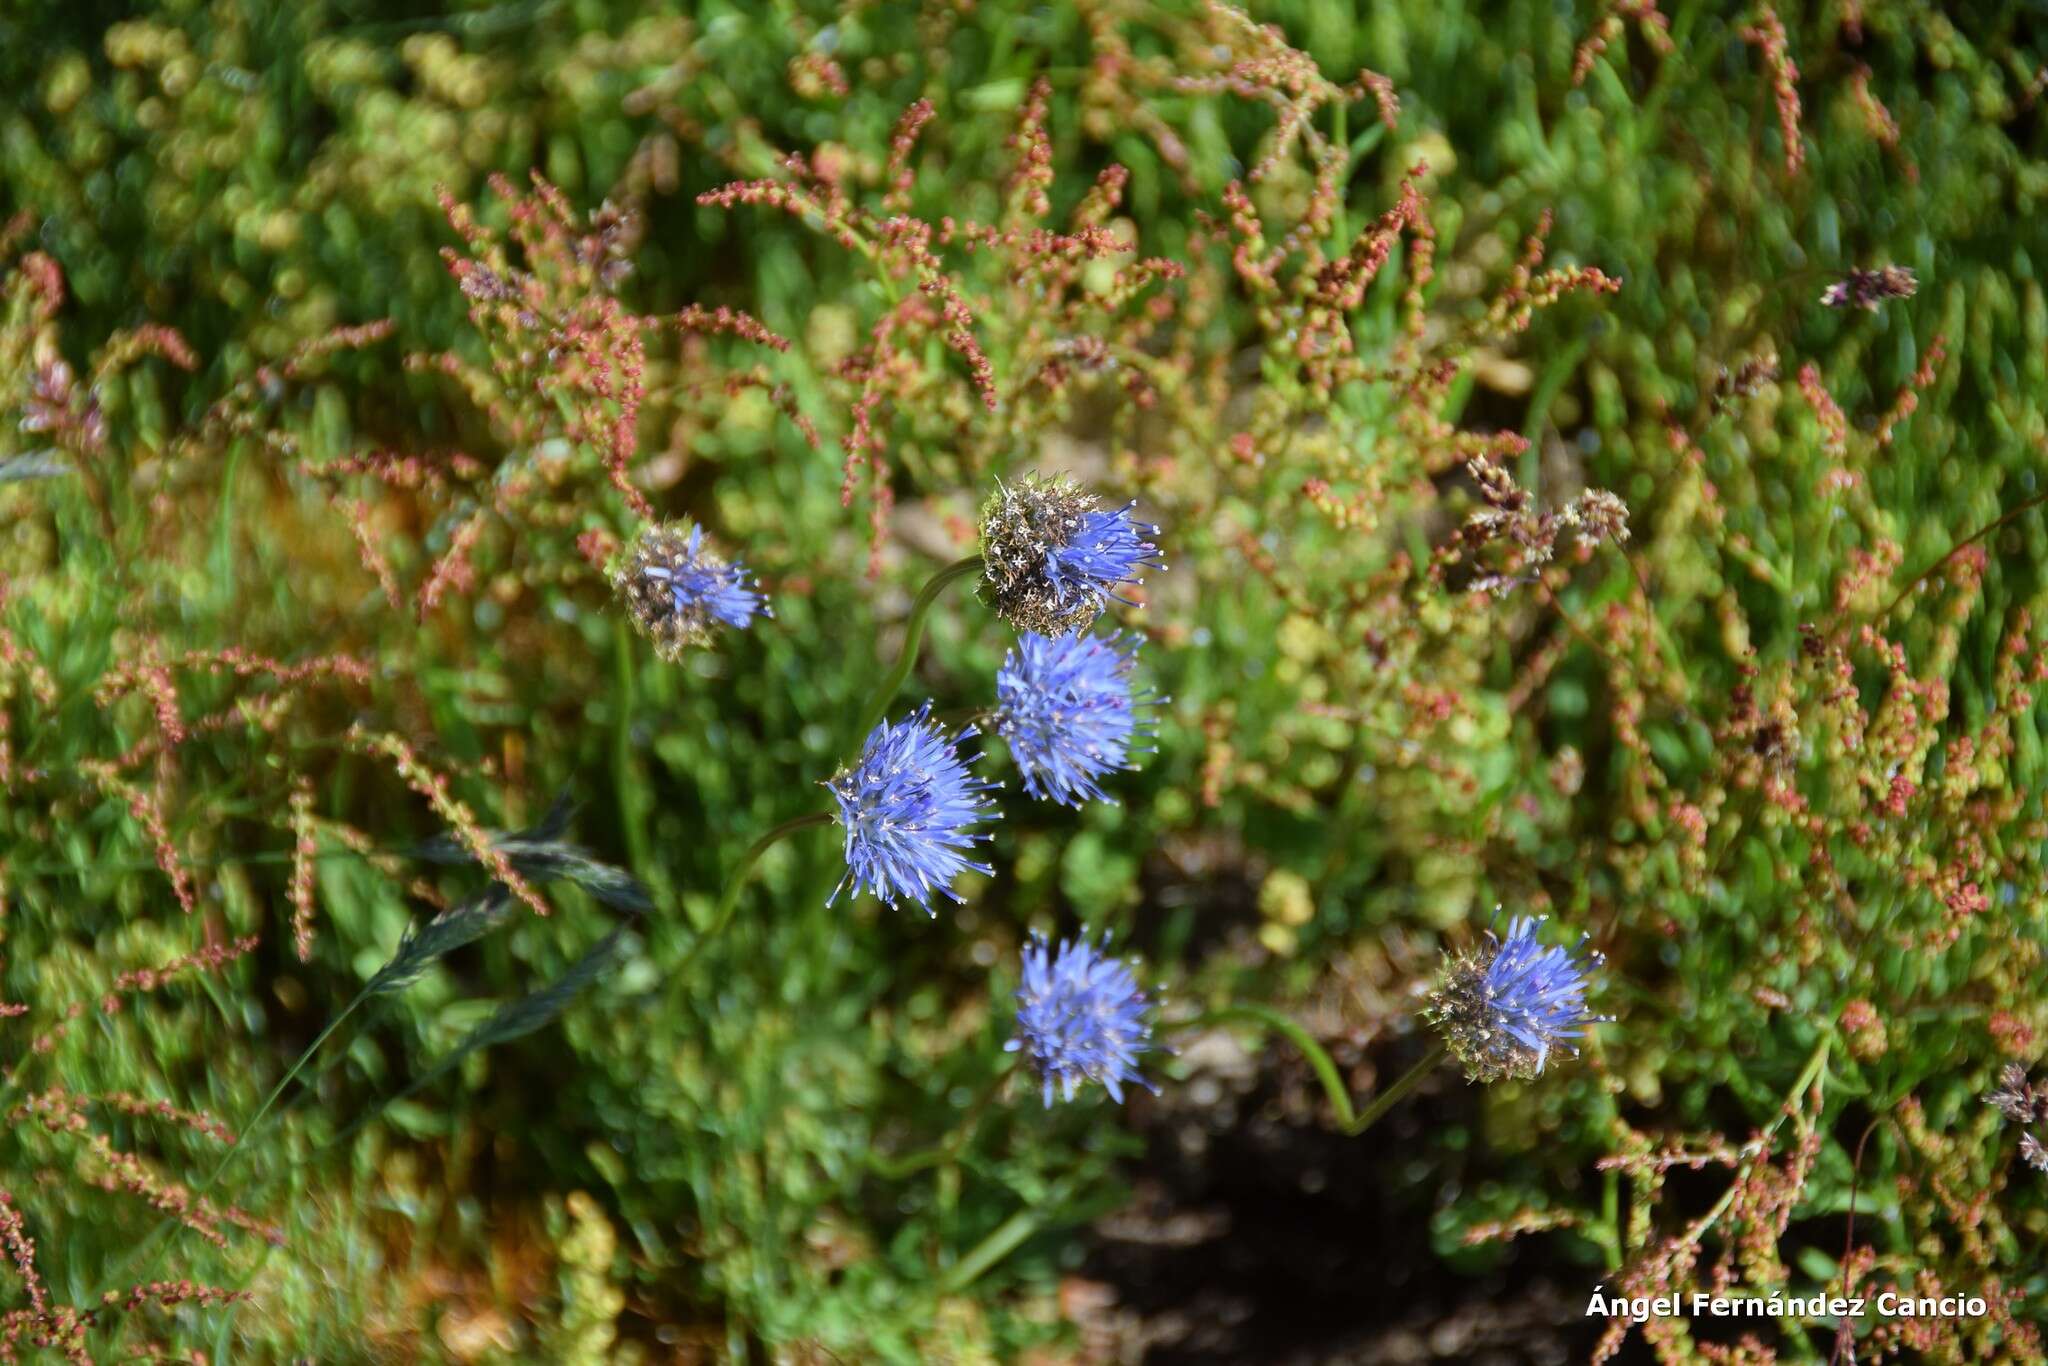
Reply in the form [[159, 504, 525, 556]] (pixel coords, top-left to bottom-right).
[[979, 474, 1164, 636], [614, 521, 768, 659], [1426, 913, 1610, 1083], [1006, 931, 1159, 1106], [995, 631, 1158, 806], [827, 703, 999, 915]]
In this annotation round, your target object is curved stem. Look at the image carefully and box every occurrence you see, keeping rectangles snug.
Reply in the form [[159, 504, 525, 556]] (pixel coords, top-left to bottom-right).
[[867, 1069, 1008, 1180], [1674, 1036, 1831, 1248], [851, 555, 982, 743], [940, 1183, 1067, 1294], [1180, 1004, 1357, 1128], [1344, 1042, 1449, 1137], [678, 811, 833, 974], [1176, 1005, 1447, 1137], [1871, 488, 2048, 623], [219, 997, 368, 1180]]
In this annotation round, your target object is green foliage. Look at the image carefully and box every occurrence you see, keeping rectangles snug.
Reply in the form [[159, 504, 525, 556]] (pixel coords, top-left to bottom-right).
[[4, 1, 2048, 1361]]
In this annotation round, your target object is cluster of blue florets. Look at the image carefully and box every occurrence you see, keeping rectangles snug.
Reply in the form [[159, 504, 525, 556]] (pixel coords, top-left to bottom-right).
[[1425, 914, 1611, 1083], [611, 521, 769, 661], [842, 479, 1166, 1100], [977, 474, 1164, 637], [826, 703, 999, 915], [994, 630, 1156, 807], [617, 475, 1167, 1101], [618, 478, 1609, 1111], [1007, 930, 1159, 1106]]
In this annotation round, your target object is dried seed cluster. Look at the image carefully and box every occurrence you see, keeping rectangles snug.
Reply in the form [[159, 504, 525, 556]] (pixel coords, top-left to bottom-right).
[[977, 474, 1160, 636], [609, 521, 766, 661]]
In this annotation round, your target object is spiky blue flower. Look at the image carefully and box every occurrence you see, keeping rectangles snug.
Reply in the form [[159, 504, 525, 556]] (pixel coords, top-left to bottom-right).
[[613, 521, 768, 659], [645, 524, 766, 629], [1042, 501, 1160, 608], [994, 631, 1156, 806], [826, 703, 999, 915], [979, 475, 1164, 636], [1425, 914, 1609, 1083], [1006, 931, 1158, 1105]]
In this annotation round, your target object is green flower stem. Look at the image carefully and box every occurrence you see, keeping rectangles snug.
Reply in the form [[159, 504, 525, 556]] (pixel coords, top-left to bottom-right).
[[940, 1197, 1053, 1295], [1596, 1165, 1624, 1273], [850, 555, 983, 743], [612, 619, 658, 896], [1872, 488, 2048, 624], [867, 1069, 1008, 1180], [679, 811, 833, 972], [215, 996, 370, 1183], [1177, 1004, 1448, 1137], [1346, 1042, 1450, 1136], [1681, 1035, 1832, 1247]]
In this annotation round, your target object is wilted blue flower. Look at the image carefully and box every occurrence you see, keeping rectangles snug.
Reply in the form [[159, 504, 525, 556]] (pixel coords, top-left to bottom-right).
[[1006, 930, 1158, 1105], [994, 631, 1156, 806], [826, 703, 999, 915], [1426, 914, 1608, 1083], [613, 521, 768, 659], [979, 474, 1163, 636]]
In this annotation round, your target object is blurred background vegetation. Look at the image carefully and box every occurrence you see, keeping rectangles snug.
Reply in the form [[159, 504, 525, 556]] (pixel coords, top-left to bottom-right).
[[5, 0, 2048, 1361]]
